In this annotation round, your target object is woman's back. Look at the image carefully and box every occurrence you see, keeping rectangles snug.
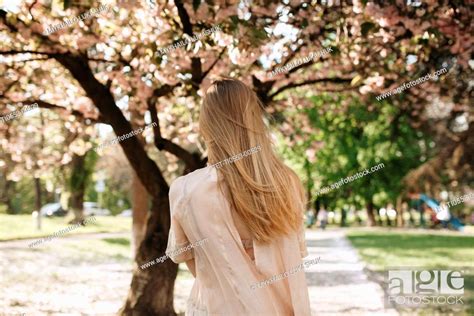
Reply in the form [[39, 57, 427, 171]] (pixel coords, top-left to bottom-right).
[[166, 166, 310, 316], [166, 77, 311, 315]]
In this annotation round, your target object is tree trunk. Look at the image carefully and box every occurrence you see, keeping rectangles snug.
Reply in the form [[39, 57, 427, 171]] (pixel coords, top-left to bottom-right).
[[396, 196, 404, 227], [34, 111, 45, 229], [130, 110, 150, 256], [314, 199, 320, 224], [366, 201, 376, 226], [120, 194, 178, 316], [340, 208, 347, 227], [70, 192, 85, 223], [304, 160, 316, 225], [34, 177, 42, 230], [69, 153, 86, 224], [0, 179, 14, 214], [305, 161, 312, 211], [386, 212, 392, 226], [132, 172, 149, 256], [53, 55, 192, 315]]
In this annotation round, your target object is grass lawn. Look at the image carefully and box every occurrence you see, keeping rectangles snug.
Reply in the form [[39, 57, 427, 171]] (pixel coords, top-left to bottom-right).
[[347, 229, 474, 315], [0, 214, 131, 241]]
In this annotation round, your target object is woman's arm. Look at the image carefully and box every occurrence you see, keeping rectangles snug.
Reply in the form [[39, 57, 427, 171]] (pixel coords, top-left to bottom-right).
[[185, 258, 196, 277]]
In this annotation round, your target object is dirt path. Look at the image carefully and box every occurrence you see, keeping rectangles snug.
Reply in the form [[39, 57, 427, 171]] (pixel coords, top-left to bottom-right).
[[305, 229, 398, 315], [0, 232, 132, 316]]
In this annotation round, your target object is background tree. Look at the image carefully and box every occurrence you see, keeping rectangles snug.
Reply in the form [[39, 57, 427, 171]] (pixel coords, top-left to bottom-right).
[[68, 147, 97, 223]]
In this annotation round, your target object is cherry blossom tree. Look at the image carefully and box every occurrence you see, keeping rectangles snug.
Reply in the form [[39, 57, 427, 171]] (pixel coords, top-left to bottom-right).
[[1, 0, 471, 314]]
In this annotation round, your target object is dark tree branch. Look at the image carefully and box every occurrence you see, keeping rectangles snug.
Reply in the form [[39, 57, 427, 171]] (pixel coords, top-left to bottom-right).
[[202, 47, 226, 80], [2, 57, 50, 63], [0, 9, 61, 47], [281, 42, 306, 70], [286, 54, 326, 76], [147, 84, 201, 170], [53, 53, 169, 196], [0, 50, 57, 56], [152, 83, 178, 99], [0, 50, 121, 65], [87, 57, 125, 64], [253, 31, 324, 104], [270, 33, 327, 78], [174, 0, 193, 36], [268, 77, 353, 100], [190, 57, 203, 88], [147, 101, 198, 169], [174, 0, 203, 88], [0, 14, 170, 197], [252, 75, 276, 105], [28, 0, 39, 22], [16, 99, 104, 124], [0, 81, 17, 98], [0, 9, 18, 32]]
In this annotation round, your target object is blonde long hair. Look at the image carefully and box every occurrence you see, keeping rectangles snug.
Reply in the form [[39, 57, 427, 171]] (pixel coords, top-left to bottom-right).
[[199, 78, 305, 243]]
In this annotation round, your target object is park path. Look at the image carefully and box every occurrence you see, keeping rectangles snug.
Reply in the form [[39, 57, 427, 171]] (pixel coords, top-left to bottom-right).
[[173, 229, 399, 315], [0, 232, 132, 316], [0, 230, 398, 315], [305, 229, 398, 315]]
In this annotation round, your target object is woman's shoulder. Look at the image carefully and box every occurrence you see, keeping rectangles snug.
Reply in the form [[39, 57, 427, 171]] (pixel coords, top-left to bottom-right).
[[169, 166, 217, 199]]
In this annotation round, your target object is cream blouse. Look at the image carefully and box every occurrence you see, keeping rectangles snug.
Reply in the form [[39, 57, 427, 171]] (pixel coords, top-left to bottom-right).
[[166, 166, 311, 316]]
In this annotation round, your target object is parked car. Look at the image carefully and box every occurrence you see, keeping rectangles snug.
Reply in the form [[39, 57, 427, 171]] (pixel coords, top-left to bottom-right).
[[40, 203, 68, 217], [119, 209, 132, 217], [83, 202, 111, 216]]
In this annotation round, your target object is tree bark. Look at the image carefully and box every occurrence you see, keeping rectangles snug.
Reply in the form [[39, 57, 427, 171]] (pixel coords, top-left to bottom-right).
[[54, 54, 179, 315], [396, 196, 404, 227], [314, 199, 320, 224], [34, 177, 42, 230], [366, 201, 376, 226], [132, 171, 149, 256], [69, 153, 87, 224], [386, 211, 392, 226], [55, 54, 168, 198], [340, 207, 347, 227], [0, 179, 14, 214], [305, 163, 312, 211], [34, 111, 45, 229], [120, 194, 178, 316], [130, 111, 150, 256]]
